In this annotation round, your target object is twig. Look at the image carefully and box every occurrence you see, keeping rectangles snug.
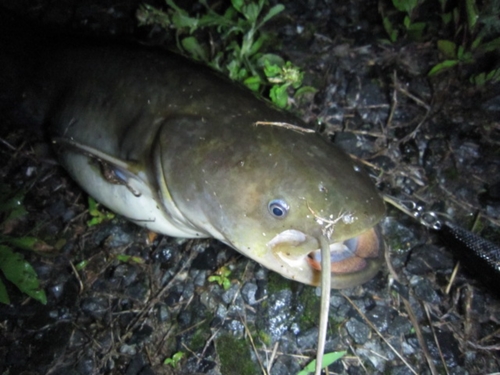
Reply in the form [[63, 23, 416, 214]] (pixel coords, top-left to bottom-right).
[[254, 121, 315, 134]]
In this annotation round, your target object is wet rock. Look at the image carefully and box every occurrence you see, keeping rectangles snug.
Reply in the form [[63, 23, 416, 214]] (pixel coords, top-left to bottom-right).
[[382, 217, 422, 253], [151, 244, 175, 265], [410, 276, 441, 304], [399, 138, 419, 164], [164, 290, 182, 306], [183, 356, 217, 374], [120, 343, 137, 356], [69, 329, 88, 349], [181, 280, 195, 300], [104, 223, 137, 247], [426, 330, 462, 369], [223, 318, 245, 335], [80, 297, 109, 320], [365, 305, 393, 332], [76, 352, 95, 375], [125, 280, 149, 301], [221, 283, 239, 304], [387, 314, 413, 336], [96, 331, 113, 352], [227, 294, 245, 317], [370, 155, 396, 171], [215, 304, 228, 320], [270, 357, 301, 375], [261, 289, 293, 342], [129, 325, 153, 345], [177, 310, 192, 327], [112, 263, 139, 286], [330, 293, 354, 319], [193, 269, 207, 286], [406, 244, 454, 275], [241, 282, 258, 305], [296, 327, 318, 349], [355, 340, 387, 371], [124, 353, 148, 375], [481, 94, 500, 112], [192, 245, 219, 270], [423, 138, 447, 174], [345, 317, 371, 344], [156, 304, 170, 322]]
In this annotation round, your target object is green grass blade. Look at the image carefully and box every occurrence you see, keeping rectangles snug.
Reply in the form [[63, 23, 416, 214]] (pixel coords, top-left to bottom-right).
[[0, 245, 47, 304]]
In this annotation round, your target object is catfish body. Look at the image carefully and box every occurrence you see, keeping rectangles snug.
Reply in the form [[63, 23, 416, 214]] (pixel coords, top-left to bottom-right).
[[1, 19, 386, 288]]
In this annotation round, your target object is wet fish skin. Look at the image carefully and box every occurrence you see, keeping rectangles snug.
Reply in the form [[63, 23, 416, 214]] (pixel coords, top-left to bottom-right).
[[1, 19, 386, 288]]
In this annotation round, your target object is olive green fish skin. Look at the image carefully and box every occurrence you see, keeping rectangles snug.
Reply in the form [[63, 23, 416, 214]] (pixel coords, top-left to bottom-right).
[[7, 38, 386, 288]]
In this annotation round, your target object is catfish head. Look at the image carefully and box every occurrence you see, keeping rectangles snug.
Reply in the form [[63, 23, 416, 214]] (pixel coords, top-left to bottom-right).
[[155, 117, 386, 288]]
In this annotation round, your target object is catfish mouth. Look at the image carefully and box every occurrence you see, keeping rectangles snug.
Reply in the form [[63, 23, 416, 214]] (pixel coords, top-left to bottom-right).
[[306, 227, 381, 273], [267, 226, 383, 276]]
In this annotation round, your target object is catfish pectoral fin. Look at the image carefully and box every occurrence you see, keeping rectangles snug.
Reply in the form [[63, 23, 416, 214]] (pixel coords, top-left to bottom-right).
[[52, 137, 144, 196]]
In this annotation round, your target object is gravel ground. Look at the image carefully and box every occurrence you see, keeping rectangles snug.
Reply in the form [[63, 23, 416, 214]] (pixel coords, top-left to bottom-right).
[[0, 1, 499, 374]]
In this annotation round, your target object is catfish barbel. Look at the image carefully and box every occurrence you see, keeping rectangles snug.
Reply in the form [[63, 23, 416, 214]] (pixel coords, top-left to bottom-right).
[[0, 12, 385, 289]]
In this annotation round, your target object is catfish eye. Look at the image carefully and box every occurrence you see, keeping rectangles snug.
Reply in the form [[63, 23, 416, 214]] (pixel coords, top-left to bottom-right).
[[268, 199, 289, 219]]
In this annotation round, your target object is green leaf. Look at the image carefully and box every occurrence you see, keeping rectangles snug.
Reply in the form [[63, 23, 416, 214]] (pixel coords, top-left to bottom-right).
[[172, 12, 199, 32], [242, 3, 260, 23], [294, 86, 318, 98], [479, 37, 500, 53], [437, 40, 457, 59], [487, 68, 500, 82], [248, 34, 267, 56], [87, 197, 115, 227], [243, 75, 262, 91], [0, 245, 46, 304], [227, 59, 242, 80], [297, 351, 347, 375], [465, 0, 479, 30], [382, 17, 398, 42], [471, 36, 482, 50], [257, 53, 285, 69], [428, 60, 459, 76], [269, 84, 289, 108], [75, 260, 89, 271], [6, 236, 52, 252], [404, 15, 411, 29], [258, 4, 285, 28], [441, 12, 452, 25], [181, 36, 208, 62], [392, 0, 419, 14], [0, 279, 10, 304], [116, 254, 145, 264], [164, 351, 185, 367], [407, 22, 426, 40], [231, 0, 244, 13], [264, 61, 283, 79], [471, 72, 486, 85]]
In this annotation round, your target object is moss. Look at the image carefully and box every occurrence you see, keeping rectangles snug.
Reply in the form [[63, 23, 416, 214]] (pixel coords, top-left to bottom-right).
[[216, 334, 258, 375], [258, 330, 271, 346], [266, 271, 293, 295], [188, 315, 212, 352], [295, 286, 320, 328]]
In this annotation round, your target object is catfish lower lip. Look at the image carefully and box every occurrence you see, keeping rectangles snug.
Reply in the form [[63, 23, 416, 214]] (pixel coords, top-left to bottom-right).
[[306, 226, 381, 273]]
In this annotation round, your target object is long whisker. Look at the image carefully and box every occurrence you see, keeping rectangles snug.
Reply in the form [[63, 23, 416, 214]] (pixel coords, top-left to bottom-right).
[[315, 235, 332, 375]]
